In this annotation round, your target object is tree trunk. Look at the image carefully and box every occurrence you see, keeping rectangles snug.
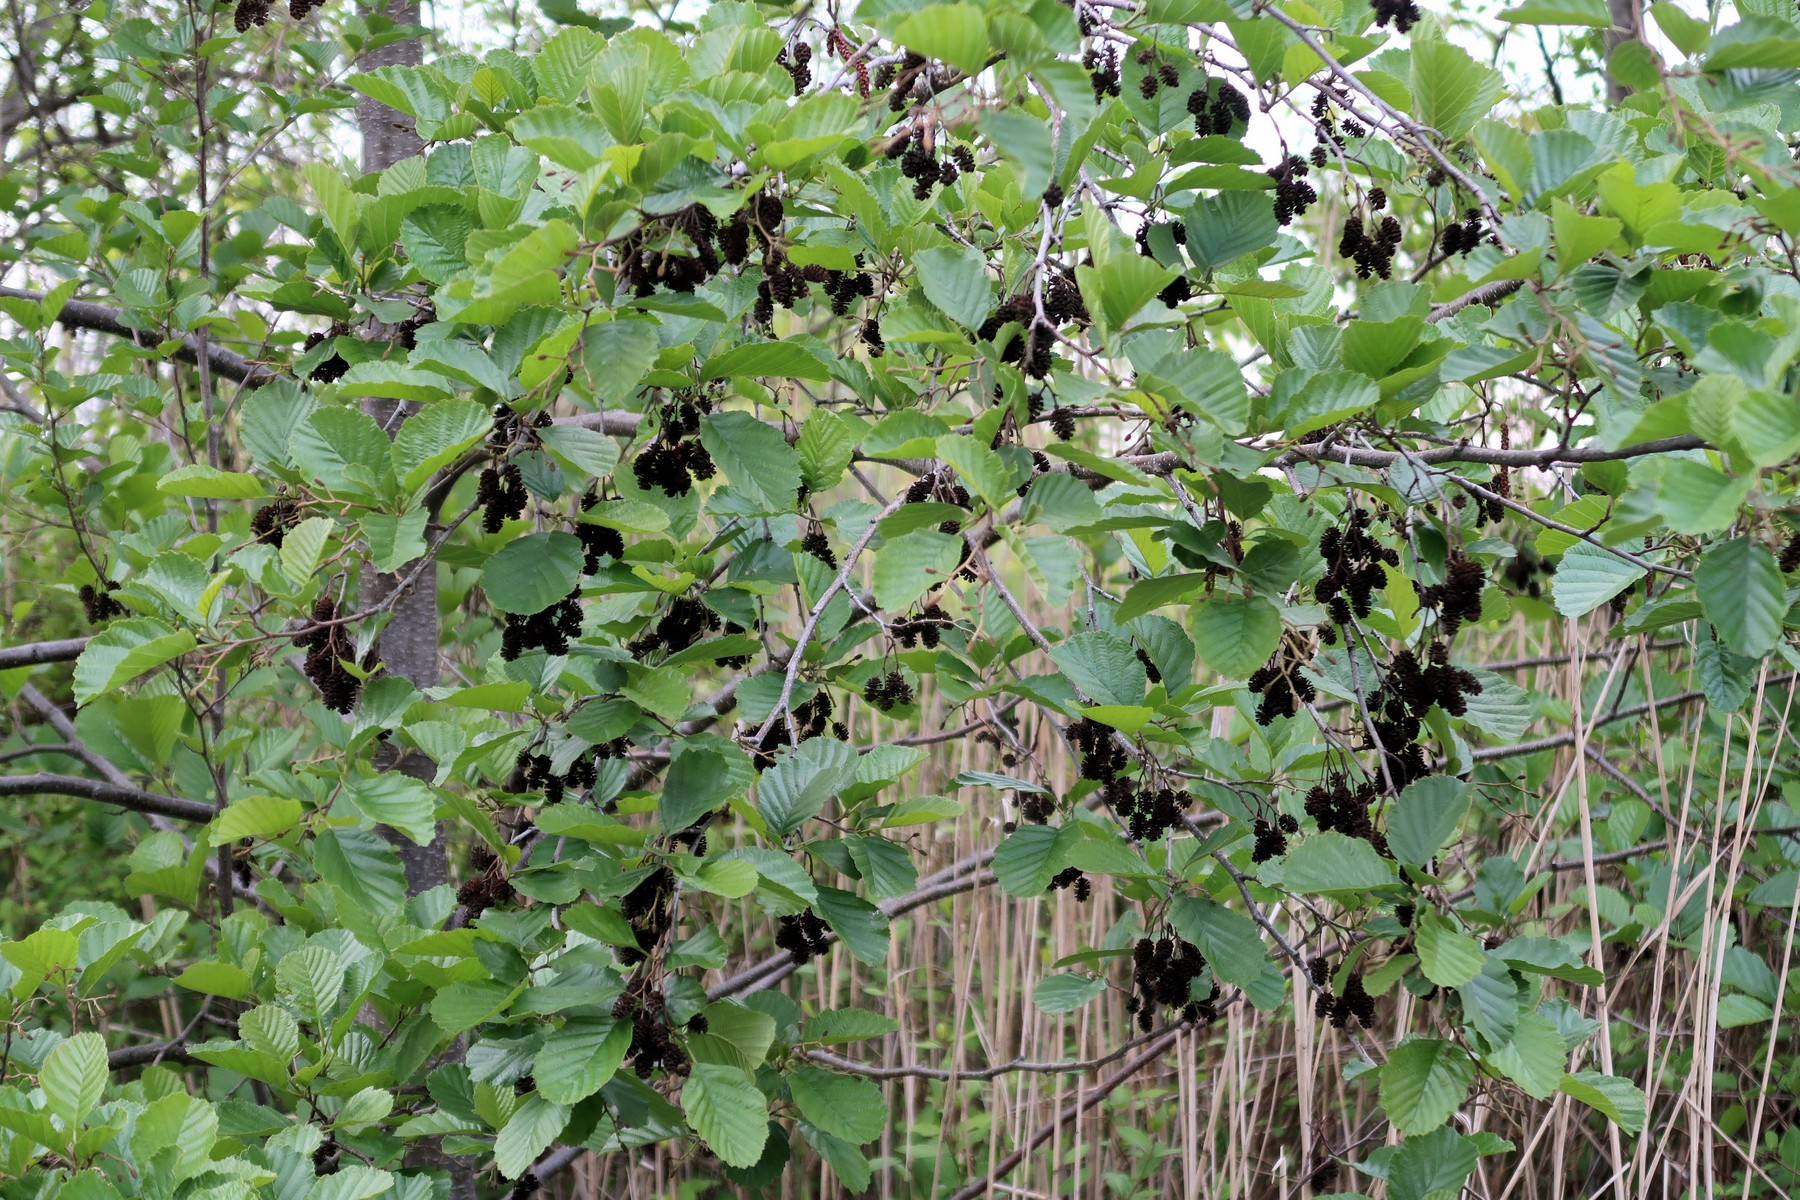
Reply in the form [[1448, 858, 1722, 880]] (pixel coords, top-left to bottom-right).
[[355, 6, 473, 1197], [356, 0, 446, 896], [1602, 0, 1643, 104]]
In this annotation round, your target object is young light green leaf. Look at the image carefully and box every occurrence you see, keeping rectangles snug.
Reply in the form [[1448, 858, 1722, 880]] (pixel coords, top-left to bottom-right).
[[41, 1031, 107, 1129]]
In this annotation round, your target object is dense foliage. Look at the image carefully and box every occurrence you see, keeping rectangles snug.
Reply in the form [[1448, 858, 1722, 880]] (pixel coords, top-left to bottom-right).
[[4, 0, 1800, 1194]]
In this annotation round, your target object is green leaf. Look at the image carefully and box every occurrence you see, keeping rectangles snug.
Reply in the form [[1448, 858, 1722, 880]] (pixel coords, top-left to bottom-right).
[[1698, 537, 1784, 657], [798, 411, 855, 493], [1458, 959, 1523, 1044], [456, 219, 577, 324], [346, 774, 439, 845], [346, 65, 454, 122], [1549, 543, 1642, 617], [1499, 0, 1611, 25], [1704, 17, 1800, 69], [279, 516, 334, 584], [699, 411, 802, 512], [392, 399, 491, 491], [1380, 1037, 1477, 1135], [1386, 776, 1469, 867], [157, 465, 265, 499], [1408, 26, 1504, 140], [1078, 208, 1176, 329], [173, 960, 252, 1000], [73, 619, 197, 705], [682, 1065, 770, 1168], [892, 4, 989, 75], [691, 1003, 778, 1070], [871, 530, 962, 611], [1486, 1012, 1564, 1099], [314, 828, 409, 915], [993, 823, 1082, 896], [814, 885, 890, 965], [495, 1093, 571, 1179], [1117, 573, 1209, 622], [401, 205, 475, 284], [1142, 350, 1250, 435], [979, 109, 1054, 197], [1050, 630, 1146, 706], [304, 162, 362, 250], [1551, 198, 1622, 271], [1558, 1071, 1647, 1134], [1415, 911, 1486, 987], [788, 1068, 886, 1144], [1280, 832, 1399, 895], [663, 742, 737, 832], [41, 1031, 107, 1128], [1533, 494, 1609, 557], [481, 531, 584, 615], [758, 738, 858, 837], [363, 509, 429, 573], [581, 318, 661, 402], [1184, 191, 1279, 273], [687, 857, 758, 898], [1032, 972, 1107, 1013], [1387, 1127, 1479, 1200], [1732, 388, 1800, 468], [914, 246, 993, 331], [701, 341, 831, 383], [511, 104, 611, 169], [275, 944, 346, 1024], [336, 1087, 394, 1132], [239, 1004, 300, 1061], [311, 1167, 396, 1200], [622, 664, 689, 722], [1280, 370, 1380, 439], [803, 1008, 900, 1044], [335, 361, 455, 403], [210, 795, 303, 846], [1191, 596, 1282, 679], [1496, 935, 1604, 985], [291, 407, 395, 501], [538, 424, 621, 478], [1166, 894, 1267, 988], [534, 1017, 630, 1104]]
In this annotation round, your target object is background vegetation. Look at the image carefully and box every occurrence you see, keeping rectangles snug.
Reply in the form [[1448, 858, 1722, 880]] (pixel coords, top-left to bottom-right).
[[2, 0, 1799, 1194]]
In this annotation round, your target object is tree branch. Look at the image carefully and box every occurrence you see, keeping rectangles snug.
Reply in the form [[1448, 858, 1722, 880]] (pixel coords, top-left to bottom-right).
[[799, 1021, 1180, 1081], [0, 286, 277, 387], [553, 410, 645, 435], [0, 636, 90, 670], [0, 773, 214, 821], [1467, 677, 1799, 763], [107, 1041, 198, 1069]]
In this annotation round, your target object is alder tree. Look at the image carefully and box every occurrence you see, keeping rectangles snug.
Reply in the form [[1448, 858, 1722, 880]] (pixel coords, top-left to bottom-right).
[[3, 0, 1800, 1194]]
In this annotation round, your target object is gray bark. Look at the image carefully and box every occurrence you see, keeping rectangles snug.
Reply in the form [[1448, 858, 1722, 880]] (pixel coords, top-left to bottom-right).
[[356, 2, 446, 898], [354, 8, 473, 1197], [1602, 0, 1643, 104]]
